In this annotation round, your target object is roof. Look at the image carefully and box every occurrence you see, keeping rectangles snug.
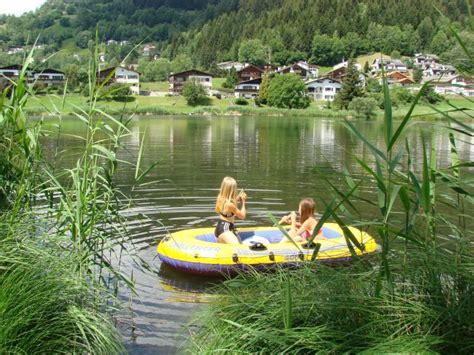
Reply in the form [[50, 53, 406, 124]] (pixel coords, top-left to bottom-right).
[[169, 69, 213, 78], [236, 78, 262, 85], [0, 64, 24, 70], [305, 77, 341, 85], [423, 74, 462, 84], [277, 63, 307, 74], [98, 66, 140, 76], [36, 68, 65, 75], [237, 64, 264, 74]]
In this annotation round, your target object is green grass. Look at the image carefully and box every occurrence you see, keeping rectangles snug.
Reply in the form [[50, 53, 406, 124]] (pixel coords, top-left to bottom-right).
[[140, 81, 169, 91], [25, 93, 474, 119], [212, 77, 226, 89]]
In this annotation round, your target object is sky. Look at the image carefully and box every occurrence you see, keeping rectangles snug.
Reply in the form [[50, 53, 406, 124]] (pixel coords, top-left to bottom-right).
[[0, 0, 47, 16]]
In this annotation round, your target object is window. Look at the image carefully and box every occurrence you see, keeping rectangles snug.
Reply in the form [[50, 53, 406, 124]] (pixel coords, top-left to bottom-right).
[[128, 75, 138, 79], [325, 87, 333, 92]]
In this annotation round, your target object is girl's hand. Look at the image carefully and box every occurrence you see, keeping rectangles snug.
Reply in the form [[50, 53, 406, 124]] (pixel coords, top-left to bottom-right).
[[279, 214, 290, 224], [238, 191, 247, 202], [290, 211, 297, 223]]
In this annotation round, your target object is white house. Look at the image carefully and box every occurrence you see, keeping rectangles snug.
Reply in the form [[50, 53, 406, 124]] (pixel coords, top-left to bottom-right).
[[217, 61, 248, 71], [34, 69, 66, 83], [296, 61, 319, 78], [424, 64, 456, 77], [234, 78, 262, 98], [98, 66, 140, 94], [169, 69, 213, 95], [424, 75, 473, 96], [414, 53, 439, 68], [305, 77, 342, 101], [371, 59, 407, 74]]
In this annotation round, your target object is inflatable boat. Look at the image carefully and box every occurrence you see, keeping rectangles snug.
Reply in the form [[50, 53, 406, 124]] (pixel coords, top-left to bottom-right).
[[157, 223, 379, 276]]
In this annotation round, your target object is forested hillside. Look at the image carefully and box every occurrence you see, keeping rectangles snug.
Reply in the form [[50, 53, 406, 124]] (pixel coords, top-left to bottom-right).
[[0, 0, 471, 71]]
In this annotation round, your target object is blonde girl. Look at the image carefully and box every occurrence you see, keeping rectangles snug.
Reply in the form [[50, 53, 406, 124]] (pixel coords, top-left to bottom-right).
[[214, 177, 247, 244], [279, 198, 320, 243]]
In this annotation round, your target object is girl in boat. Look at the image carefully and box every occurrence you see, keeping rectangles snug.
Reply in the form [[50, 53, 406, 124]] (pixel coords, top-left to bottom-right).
[[215, 176, 247, 244], [279, 198, 321, 243]]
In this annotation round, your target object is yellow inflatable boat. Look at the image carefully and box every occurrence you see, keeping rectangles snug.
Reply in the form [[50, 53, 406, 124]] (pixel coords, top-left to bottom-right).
[[157, 223, 379, 275]]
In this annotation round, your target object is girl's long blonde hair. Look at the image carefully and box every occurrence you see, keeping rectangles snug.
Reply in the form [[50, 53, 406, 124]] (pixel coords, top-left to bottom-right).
[[215, 177, 238, 214]]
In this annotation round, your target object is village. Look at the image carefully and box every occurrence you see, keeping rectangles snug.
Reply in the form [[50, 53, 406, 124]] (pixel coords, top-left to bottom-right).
[[1, 50, 472, 104]]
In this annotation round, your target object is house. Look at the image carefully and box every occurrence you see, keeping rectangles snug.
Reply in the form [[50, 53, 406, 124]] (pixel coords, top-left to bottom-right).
[[98, 66, 140, 94], [0, 64, 35, 83], [217, 61, 248, 71], [34, 69, 66, 85], [424, 75, 473, 96], [143, 45, 158, 57], [296, 61, 319, 78], [414, 53, 439, 68], [7, 47, 24, 55], [424, 64, 456, 77], [168, 69, 213, 95], [237, 65, 265, 82], [234, 78, 262, 98], [277, 63, 316, 79], [326, 61, 366, 85], [305, 77, 342, 101], [371, 59, 407, 74], [376, 71, 414, 86]]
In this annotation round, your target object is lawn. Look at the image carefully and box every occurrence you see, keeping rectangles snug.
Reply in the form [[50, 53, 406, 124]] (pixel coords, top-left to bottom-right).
[[140, 81, 169, 91], [25, 93, 474, 119]]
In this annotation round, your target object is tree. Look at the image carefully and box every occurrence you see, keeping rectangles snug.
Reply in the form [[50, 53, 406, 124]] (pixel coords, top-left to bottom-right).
[[413, 68, 423, 83], [363, 61, 370, 74], [267, 74, 310, 109], [348, 97, 378, 120], [238, 39, 268, 66], [417, 17, 435, 49], [258, 73, 273, 104], [430, 30, 451, 55], [140, 58, 171, 81], [310, 34, 344, 66], [182, 80, 208, 106], [334, 59, 364, 109], [222, 67, 238, 89], [171, 54, 193, 73]]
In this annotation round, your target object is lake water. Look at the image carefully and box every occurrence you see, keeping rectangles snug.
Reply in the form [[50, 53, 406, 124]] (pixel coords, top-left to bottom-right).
[[44, 115, 473, 354]]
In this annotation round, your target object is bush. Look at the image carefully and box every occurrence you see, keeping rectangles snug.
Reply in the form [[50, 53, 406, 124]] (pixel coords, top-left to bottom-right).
[[348, 97, 378, 120], [267, 74, 310, 109], [392, 87, 415, 105], [99, 83, 133, 101], [182, 80, 209, 106], [235, 97, 249, 105], [421, 85, 443, 104]]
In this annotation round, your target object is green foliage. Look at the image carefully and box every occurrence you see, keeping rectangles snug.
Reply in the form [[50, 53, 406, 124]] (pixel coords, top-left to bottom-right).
[[348, 96, 378, 119], [334, 58, 364, 109], [99, 83, 133, 101], [139, 58, 171, 82], [171, 54, 193, 73], [421, 85, 443, 104], [413, 67, 424, 83], [222, 67, 238, 89], [310, 34, 344, 66], [392, 87, 415, 104], [234, 97, 249, 105], [0, 238, 124, 354], [182, 80, 208, 106], [267, 74, 310, 109], [258, 72, 273, 103], [238, 39, 268, 66]]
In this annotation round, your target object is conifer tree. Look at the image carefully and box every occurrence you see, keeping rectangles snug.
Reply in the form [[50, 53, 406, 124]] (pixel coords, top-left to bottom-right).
[[335, 58, 364, 110], [258, 73, 273, 104]]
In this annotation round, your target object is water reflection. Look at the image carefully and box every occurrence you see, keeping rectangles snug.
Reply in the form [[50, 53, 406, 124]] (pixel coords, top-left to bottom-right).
[[42, 115, 473, 354]]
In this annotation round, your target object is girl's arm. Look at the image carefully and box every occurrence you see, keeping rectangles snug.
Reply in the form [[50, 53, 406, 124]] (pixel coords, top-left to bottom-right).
[[291, 219, 311, 237], [230, 193, 247, 219]]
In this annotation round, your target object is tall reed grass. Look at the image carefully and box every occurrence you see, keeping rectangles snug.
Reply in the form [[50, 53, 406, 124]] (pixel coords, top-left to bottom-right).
[[0, 34, 154, 353], [189, 22, 474, 354]]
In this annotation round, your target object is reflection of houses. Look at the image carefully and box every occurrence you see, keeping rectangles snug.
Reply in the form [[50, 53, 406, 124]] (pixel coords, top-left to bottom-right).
[[34, 69, 66, 85], [234, 78, 262, 98], [424, 75, 473, 96], [168, 69, 213, 95], [217, 61, 247, 71], [98, 66, 140, 94], [305, 77, 341, 101], [376, 71, 414, 86]]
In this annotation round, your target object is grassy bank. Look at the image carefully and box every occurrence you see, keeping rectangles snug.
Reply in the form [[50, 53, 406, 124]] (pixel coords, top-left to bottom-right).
[[25, 93, 474, 119], [1, 45, 151, 353]]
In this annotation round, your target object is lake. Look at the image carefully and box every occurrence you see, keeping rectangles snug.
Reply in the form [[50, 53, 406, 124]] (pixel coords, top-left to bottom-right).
[[44, 115, 473, 354]]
